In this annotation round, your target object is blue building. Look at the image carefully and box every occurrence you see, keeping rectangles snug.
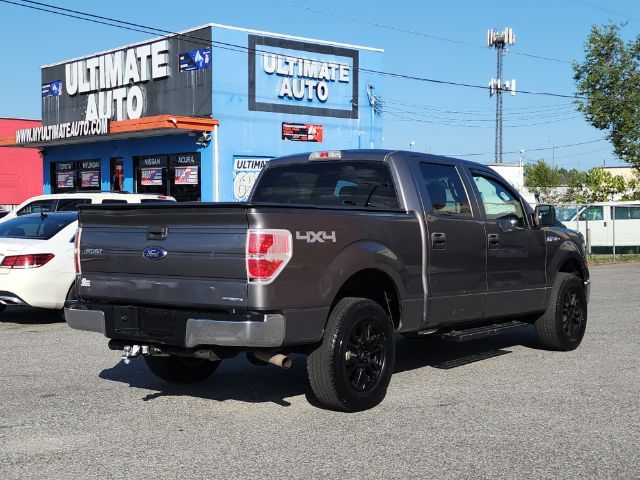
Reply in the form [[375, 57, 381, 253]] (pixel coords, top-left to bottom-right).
[[8, 24, 384, 202]]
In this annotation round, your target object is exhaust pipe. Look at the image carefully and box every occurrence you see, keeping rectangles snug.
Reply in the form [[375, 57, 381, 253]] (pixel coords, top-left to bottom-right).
[[252, 351, 292, 369]]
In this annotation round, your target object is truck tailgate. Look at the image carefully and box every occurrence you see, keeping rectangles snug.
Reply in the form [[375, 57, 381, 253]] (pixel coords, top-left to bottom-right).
[[77, 205, 249, 309]]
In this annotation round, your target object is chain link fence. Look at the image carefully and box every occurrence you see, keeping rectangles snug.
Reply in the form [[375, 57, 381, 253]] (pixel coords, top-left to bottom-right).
[[554, 203, 640, 260]]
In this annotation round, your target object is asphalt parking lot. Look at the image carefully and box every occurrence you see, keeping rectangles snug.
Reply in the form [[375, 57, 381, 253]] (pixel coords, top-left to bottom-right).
[[1, 263, 639, 479]]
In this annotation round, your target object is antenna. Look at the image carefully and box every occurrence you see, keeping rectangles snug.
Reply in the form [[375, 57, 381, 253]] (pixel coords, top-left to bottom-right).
[[487, 27, 516, 163]]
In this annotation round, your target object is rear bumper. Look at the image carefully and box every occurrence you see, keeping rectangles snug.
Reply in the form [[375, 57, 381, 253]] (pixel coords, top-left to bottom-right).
[[64, 303, 286, 348]]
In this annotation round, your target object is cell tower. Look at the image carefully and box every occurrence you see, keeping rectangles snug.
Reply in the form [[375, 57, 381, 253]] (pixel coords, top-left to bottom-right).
[[487, 27, 516, 163]]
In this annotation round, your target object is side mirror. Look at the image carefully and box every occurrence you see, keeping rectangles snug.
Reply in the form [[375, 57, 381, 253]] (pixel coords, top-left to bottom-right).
[[535, 204, 556, 228]]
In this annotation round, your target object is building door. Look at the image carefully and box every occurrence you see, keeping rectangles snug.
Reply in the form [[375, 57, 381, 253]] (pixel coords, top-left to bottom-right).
[[469, 170, 547, 317], [418, 162, 487, 325]]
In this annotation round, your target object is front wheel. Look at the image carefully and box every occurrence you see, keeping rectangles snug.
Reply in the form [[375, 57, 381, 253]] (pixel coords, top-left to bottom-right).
[[307, 297, 395, 412], [144, 355, 220, 383], [535, 273, 587, 351]]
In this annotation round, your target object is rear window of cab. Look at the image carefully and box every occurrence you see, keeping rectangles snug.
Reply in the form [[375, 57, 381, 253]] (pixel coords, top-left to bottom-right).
[[251, 161, 400, 210]]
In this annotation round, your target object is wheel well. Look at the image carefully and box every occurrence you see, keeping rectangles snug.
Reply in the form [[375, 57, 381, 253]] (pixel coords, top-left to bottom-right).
[[331, 269, 401, 329], [559, 258, 583, 280]]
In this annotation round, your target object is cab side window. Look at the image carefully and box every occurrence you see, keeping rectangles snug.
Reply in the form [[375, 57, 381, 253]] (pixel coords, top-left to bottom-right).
[[420, 163, 472, 216], [16, 200, 55, 216], [472, 174, 526, 227]]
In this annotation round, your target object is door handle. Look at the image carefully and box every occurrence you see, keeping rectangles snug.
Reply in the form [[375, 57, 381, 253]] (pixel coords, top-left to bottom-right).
[[431, 232, 446, 250], [488, 233, 500, 249]]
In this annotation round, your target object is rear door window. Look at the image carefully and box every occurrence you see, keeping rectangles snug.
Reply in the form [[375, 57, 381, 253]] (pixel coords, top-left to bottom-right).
[[16, 200, 55, 216], [419, 163, 472, 216], [251, 161, 400, 209]]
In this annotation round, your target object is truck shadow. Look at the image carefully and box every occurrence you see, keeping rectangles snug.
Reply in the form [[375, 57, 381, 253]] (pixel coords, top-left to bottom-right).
[[0, 306, 64, 325], [98, 326, 541, 408]]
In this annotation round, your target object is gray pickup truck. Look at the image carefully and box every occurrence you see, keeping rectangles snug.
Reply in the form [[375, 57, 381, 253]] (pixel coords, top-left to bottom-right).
[[65, 149, 589, 411]]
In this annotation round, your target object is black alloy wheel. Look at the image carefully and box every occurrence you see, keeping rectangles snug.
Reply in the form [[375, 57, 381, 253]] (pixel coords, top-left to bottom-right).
[[560, 287, 584, 342], [342, 319, 387, 393]]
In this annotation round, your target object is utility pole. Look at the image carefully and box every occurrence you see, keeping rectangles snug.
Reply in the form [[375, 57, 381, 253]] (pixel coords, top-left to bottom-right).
[[488, 27, 516, 163]]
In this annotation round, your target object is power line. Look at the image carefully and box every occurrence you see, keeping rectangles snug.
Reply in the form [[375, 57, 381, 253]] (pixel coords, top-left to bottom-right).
[[271, 0, 573, 64], [572, 0, 640, 23], [383, 98, 576, 115], [384, 104, 580, 123], [449, 139, 605, 157], [386, 110, 582, 128], [0, 0, 588, 100]]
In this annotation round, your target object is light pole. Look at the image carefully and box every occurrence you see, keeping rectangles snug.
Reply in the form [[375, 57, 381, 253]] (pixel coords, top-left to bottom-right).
[[409, 140, 415, 151], [548, 140, 555, 168]]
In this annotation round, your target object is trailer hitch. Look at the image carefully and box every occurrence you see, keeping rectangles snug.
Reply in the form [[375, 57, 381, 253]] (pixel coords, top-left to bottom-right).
[[121, 345, 149, 365]]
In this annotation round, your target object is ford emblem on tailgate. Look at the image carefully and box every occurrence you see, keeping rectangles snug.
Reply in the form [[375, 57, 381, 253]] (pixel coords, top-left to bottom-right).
[[143, 246, 167, 260]]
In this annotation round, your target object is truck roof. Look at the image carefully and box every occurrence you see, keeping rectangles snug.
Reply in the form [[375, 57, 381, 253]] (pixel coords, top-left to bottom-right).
[[269, 149, 486, 169]]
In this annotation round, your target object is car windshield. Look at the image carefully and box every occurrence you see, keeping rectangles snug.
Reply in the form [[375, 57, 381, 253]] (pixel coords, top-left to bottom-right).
[[0, 213, 77, 240]]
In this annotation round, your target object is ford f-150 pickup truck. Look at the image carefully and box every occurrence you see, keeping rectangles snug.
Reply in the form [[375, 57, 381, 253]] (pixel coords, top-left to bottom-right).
[[65, 149, 590, 411]]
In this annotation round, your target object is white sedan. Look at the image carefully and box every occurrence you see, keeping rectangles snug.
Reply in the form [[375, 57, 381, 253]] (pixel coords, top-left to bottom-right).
[[0, 212, 77, 313]]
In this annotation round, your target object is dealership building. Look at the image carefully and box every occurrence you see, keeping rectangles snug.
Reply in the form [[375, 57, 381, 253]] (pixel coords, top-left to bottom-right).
[[0, 24, 384, 202]]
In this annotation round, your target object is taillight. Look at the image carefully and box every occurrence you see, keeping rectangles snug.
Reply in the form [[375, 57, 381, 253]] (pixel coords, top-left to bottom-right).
[[0, 254, 55, 269], [74, 227, 82, 274], [246, 229, 292, 283]]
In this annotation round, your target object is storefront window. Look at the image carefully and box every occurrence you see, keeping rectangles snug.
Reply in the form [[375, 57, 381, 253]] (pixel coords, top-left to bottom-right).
[[134, 153, 201, 202], [135, 156, 168, 196], [171, 154, 201, 202], [52, 160, 101, 193], [110, 158, 124, 191], [79, 160, 101, 190]]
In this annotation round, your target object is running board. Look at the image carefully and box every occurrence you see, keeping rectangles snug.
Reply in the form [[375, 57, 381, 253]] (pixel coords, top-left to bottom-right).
[[440, 321, 529, 342]]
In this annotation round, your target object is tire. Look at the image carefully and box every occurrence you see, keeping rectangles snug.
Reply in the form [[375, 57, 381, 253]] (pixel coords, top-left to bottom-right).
[[535, 273, 587, 351], [144, 355, 220, 383], [307, 297, 395, 412]]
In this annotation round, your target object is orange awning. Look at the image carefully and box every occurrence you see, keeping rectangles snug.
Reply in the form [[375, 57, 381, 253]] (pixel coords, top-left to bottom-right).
[[0, 115, 219, 148]]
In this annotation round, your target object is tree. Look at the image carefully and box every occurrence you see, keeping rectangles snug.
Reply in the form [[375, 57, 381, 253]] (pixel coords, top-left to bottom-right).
[[571, 167, 627, 203], [573, 24, 640, 168], [524, 159, 569, 202], [621, 168, 640, 200]]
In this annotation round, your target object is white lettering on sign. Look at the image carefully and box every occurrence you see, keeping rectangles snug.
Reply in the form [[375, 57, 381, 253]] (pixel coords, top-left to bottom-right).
[[15, 119, 109, 144], [263, 53, 350, 103], [63, 40, 169, 121]]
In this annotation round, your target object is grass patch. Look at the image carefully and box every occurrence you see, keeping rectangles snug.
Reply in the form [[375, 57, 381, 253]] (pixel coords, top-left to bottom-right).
[[588, 254, 640, 265]]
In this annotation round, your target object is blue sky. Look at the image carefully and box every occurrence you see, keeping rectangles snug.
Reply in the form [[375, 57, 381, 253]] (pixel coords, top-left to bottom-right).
[[0, 0, 637, 169]]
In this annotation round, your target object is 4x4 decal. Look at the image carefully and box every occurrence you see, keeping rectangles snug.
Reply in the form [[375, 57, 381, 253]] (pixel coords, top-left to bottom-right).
[[295, 231, 337, 243]]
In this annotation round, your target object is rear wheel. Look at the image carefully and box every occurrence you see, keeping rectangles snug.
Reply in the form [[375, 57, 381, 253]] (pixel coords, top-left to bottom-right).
[[144, 355, 221, 383], [307, 297, 395, 412], [535, 273, 587, 351]]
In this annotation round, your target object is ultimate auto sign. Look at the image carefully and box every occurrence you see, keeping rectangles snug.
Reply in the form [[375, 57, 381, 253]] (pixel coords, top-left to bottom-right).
[[41, 26, 212, 125]]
